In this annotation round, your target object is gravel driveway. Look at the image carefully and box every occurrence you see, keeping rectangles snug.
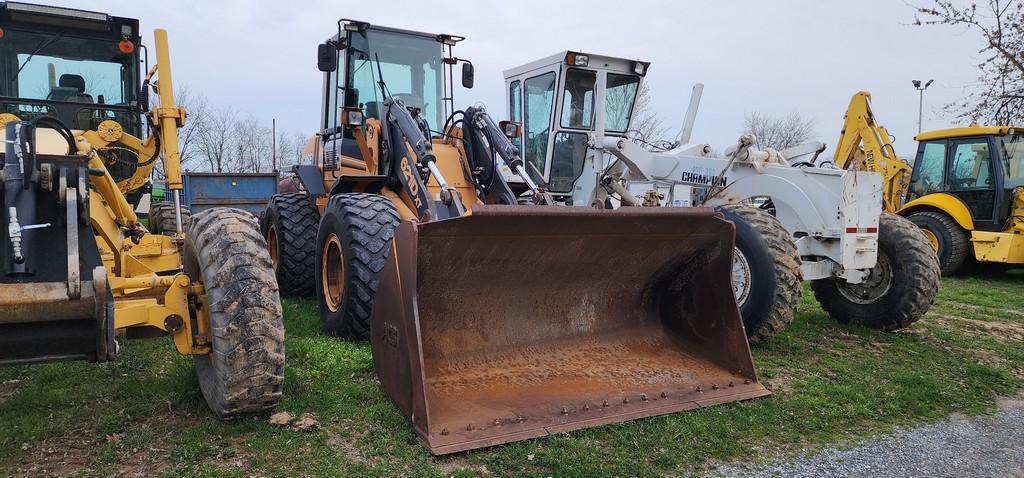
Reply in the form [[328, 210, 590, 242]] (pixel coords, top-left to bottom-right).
[[712, 395, 1024, 478]]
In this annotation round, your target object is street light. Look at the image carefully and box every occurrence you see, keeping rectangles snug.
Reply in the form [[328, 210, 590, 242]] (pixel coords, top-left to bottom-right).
[[913, 79, 934, 134]]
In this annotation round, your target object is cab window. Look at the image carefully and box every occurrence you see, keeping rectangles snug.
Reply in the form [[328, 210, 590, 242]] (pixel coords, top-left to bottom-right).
[[949, 140, 992, 191], [560, 69, 594, 129], [509, 80, 522, 122], [524, 71, 556, 178], [1000, 133, 1024, 187], [604, 73, 640, 132], [908, 141, 945, 201]]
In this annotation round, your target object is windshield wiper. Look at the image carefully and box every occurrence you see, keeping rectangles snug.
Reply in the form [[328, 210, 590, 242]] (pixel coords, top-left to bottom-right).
[[10, 33, 63, 84]]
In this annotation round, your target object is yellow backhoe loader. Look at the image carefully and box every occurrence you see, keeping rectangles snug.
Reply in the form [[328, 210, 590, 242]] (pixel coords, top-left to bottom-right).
[[0, 3, 284, 419], [261, 20, 768, 454], [833, 92, 1023, 275]]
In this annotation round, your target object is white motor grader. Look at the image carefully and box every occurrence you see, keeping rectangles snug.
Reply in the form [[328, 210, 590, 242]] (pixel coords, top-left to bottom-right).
[[501, 52, 939, 342]]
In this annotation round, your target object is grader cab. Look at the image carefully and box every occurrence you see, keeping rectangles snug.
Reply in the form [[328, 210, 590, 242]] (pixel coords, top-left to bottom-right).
[[0, 2, 284, 419]]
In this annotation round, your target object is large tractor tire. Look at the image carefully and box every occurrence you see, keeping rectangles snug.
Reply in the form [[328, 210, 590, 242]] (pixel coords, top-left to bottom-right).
[[185, 208, 285, 419], [261, 193, 320, 297], [148, 201, 192, 236], [907, 210, 969, 276], [716, 205, 803, 344], [316, 193, 400, 340], [812, 213, 940, 331]]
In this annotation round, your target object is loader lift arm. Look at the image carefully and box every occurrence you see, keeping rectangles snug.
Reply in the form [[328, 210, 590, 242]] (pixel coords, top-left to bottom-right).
[[833, 91, 911, 212], [378, 98, 466, 221], [460, 106, 550, 204]]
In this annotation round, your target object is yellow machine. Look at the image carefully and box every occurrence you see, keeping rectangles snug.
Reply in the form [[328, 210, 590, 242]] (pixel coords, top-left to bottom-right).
[[0, 3, 283, 419], [261, 20, 769, 454], [834, 92, 1024, 275]]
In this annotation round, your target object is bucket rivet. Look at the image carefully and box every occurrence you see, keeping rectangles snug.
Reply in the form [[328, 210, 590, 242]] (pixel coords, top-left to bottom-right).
[[712, 383, 719, 390], [660, 391, 668, 398], [441, 428, 449, 436], [602, 400, 610, 407], [561, 407, 569, 415], [583, 404, 590, 411], [641, 394, 649, 401], [696, 386, 703, 393], [729, 381, 735, 387], [623, 397, 630, 404]]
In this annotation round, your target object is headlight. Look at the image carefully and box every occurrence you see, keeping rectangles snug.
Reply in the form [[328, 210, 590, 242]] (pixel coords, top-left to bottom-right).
[[566, 52, 589, 67]]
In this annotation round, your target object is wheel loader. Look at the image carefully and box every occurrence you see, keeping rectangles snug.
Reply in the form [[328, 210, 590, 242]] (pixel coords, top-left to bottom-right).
[[500, 52, 939, 341], [263, 19, 769, 454], [832, 92, 1023, 276], [0, 3, 284, 419]]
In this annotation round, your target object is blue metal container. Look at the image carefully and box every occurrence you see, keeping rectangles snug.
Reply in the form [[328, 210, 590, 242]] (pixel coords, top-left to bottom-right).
[[182, 172, 279, 216]]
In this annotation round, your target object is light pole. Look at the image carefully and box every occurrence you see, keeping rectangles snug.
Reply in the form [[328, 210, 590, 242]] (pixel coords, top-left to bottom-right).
[[912, 79, 934, 134]]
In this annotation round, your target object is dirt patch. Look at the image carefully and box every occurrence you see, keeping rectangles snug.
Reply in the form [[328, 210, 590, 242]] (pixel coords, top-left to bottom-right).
[[942, 301, 1024, 320], [765, 374, 796, 395], [931, 314, 1024, 343], [0, 411, 261, 477], [0, 379, 23, 405], [326, 424, 378, 468], [908, 324, 1010, 366], [434, 454, 490, 476]]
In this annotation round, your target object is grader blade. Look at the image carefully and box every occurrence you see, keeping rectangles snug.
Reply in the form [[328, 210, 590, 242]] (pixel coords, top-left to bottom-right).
[[371, 205, 768, 455]]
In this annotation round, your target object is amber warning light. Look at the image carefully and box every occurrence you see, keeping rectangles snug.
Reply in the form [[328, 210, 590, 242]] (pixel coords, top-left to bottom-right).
[[118, 38, 135, 54]]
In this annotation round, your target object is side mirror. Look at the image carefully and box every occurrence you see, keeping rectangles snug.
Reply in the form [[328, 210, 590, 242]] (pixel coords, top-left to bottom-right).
[[499, 120, 522, 139], [461, 62, 474, 89], [317, 42, 337, 72]]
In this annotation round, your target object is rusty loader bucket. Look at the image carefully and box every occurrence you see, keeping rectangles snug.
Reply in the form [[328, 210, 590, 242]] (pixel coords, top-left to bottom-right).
[[371, 205, 768, 454]]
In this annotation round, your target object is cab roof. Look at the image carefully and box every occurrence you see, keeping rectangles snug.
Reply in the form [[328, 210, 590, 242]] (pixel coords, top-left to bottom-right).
[[916, 125, 1021, 141], [503, 51, 649, 79]]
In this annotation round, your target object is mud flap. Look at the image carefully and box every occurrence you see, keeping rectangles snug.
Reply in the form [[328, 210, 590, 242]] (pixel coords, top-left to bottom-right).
[[371, 205, 769, 455]]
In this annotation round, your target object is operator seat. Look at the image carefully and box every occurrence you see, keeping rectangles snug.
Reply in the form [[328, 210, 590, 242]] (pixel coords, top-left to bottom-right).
[[49, 74, 94, 103]]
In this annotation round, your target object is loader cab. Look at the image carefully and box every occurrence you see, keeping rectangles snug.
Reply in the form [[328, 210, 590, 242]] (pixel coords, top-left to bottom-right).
[[906, 127, 1023, 231], [504, 51, 646, 195], [0, 2, 143, 138], [318, 20, 469, 168]]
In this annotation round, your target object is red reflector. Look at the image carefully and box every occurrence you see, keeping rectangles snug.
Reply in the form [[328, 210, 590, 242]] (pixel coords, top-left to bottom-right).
[[867, 227, 878, 233], [846, 227, 857, 233]]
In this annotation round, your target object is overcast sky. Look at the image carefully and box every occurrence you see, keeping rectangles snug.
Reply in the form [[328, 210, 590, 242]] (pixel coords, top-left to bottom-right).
[[59, 0, 985, 158]]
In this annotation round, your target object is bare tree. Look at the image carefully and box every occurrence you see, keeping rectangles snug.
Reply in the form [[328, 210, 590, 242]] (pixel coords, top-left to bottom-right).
[[175, 85, 208, 172], [196, 107, 237, 173], [912, 1, 1024, 123], [631, 83, 669, 142], [742, 110, 816, 150]]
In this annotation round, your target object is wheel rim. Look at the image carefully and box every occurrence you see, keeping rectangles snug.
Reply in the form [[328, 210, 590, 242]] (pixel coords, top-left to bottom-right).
[[267, 224, 280, 272], [836, 250, 894, 305], [322, 234, 345, 313], [921, 228, 940, 253], [732, 247, 752, 306]]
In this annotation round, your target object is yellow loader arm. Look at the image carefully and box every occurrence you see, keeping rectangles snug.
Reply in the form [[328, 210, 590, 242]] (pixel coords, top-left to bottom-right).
[[833, 91, 911, 212], [80, 120, 159, 194], [80, 29, 186, 197]]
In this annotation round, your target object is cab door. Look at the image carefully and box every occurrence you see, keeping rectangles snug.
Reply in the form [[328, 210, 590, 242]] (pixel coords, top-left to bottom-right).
[[946, 136, 1004, 230]]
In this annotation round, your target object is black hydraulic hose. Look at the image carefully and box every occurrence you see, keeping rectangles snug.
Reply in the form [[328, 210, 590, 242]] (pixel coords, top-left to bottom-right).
[[29, 115, 76, 154]]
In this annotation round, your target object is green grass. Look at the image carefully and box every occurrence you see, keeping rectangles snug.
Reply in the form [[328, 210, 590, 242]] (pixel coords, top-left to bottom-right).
[[1, 271, 1022, 477]]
